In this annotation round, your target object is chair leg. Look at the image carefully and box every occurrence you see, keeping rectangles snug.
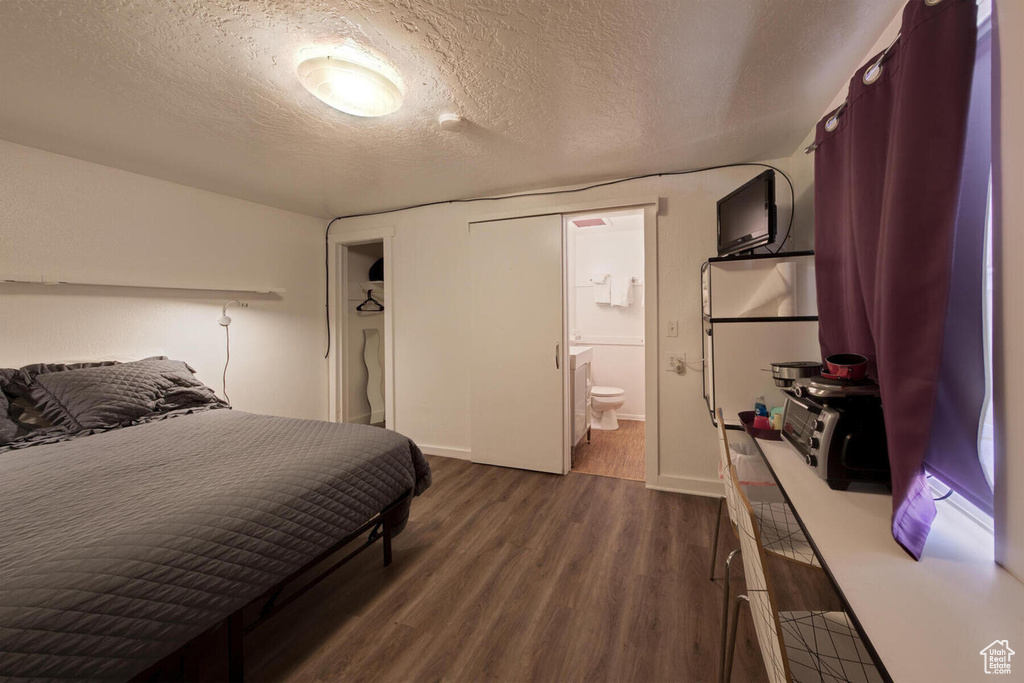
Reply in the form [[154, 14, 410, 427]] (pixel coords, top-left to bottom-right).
[[709, 496, 724, 581], [718, 548, 741, 683], [724, 594, 750, 683]]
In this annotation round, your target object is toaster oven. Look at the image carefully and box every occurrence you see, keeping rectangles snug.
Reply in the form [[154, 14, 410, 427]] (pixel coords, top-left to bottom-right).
[[781, 386, 891, 490]]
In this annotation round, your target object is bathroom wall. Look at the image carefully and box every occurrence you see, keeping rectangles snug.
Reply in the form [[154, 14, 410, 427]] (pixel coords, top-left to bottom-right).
[[568, 208, 645, 419], [345, 242, 385, 424]]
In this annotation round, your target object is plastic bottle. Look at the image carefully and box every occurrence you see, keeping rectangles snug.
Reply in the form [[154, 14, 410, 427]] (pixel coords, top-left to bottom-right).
[[754, 394, 769, 418]]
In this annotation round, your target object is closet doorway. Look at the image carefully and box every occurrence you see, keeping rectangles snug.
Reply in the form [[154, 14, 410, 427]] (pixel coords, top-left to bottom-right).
[[332, 230, 394, 429], [565, 208, 646, 481]]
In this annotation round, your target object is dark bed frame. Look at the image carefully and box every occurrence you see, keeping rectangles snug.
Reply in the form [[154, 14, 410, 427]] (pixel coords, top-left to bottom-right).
[[132, 490, 413, 683]]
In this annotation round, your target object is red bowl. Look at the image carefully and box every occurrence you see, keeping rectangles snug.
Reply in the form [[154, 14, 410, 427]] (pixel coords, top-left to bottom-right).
[[738, 411, 782, 441], [824, 353, 868, 381]]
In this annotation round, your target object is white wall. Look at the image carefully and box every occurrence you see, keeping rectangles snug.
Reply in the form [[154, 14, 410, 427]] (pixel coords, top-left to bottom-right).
[[0, 140, 327, 420], [993, 0, 1024, 582], [568, 209, 645, 419], [345, 242, 385, 424], [588, 345, 645, 420], [330, 154, 813, 491]]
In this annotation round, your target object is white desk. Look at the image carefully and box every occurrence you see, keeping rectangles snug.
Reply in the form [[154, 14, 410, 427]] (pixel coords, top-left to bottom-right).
[[752, 436, 1024, 683]]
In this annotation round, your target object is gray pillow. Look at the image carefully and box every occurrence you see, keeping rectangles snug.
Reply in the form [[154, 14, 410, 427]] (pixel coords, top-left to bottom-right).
[[0, 360, 121, 397], [0, 392, 19, 445], [28, 358, 226, 431], [1, 361, 124, 436]]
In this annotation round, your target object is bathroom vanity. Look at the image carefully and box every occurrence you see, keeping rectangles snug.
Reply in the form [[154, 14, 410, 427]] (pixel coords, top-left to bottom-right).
[[569, 346, 593, 460]]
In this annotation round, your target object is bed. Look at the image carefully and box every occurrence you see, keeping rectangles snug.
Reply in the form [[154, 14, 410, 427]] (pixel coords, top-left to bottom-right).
[[0, 358, 431, 682]]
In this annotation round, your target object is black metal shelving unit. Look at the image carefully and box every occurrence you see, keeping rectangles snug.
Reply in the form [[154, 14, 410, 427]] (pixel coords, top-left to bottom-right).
[[701, 250, 818, 428], [707, 249, 815, 264]]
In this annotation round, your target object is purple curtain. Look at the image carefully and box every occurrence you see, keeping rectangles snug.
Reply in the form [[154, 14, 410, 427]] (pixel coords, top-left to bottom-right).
[[813, 0, 977, 559], [925, 22, 992, 515]]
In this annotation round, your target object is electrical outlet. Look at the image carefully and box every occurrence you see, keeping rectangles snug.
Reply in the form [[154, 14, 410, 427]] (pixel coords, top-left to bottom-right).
[[667, 320, 678, 337]]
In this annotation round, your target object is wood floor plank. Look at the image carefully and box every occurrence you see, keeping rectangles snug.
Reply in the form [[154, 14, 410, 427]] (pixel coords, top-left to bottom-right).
[[571, 420, 645, 481], [247, 455, 843, 683]]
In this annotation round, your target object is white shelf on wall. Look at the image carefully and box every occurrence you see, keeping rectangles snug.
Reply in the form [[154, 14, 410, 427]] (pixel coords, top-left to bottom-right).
[[0, 276, 285, 295], [357, 280, 385, 293], [570, 335, 644, 346], [575, 280, 644, 288]]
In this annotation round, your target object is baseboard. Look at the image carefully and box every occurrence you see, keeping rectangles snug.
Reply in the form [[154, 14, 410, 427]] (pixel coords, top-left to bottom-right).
[[646, 473, 723, 498], [617, 414, 645, 422], [419, 444, 472, 460]]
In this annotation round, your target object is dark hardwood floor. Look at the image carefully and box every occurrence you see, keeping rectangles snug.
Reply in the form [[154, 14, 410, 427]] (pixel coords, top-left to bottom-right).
[[247, 455, 840, 682]]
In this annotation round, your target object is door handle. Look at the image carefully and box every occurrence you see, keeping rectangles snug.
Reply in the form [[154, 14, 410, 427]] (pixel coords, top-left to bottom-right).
[[555, 342, 560, 370]]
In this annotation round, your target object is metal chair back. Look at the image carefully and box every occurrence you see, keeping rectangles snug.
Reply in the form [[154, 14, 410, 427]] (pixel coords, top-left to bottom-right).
[[729, 463, 792, 683]]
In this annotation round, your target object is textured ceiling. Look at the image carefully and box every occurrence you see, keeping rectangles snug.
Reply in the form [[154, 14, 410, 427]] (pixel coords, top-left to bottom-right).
[[0, 0, 902, 219]]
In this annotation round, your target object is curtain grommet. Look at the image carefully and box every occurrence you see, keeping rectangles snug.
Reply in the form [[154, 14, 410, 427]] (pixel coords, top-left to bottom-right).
[[925, 0, 942, 6], [825, 116, 839, 132], [863, 62, 883, 85]]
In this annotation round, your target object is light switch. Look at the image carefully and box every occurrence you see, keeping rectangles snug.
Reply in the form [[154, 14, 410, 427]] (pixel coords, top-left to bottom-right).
[[667, 320, 678, 337]]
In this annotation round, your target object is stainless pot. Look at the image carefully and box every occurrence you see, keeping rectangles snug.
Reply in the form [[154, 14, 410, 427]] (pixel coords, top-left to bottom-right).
[[770, 361, 822, 387]]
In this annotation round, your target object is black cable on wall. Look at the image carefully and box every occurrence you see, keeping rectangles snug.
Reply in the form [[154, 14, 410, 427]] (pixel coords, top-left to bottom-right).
[[323, 162, 796, 358]]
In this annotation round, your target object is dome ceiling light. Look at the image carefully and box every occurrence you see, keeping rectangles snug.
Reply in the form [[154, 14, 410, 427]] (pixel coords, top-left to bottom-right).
[[296, 56, 403, 117]]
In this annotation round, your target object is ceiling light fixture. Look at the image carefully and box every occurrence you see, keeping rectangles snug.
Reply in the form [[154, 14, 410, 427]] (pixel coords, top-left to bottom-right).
[[297, 56, 403, 117]]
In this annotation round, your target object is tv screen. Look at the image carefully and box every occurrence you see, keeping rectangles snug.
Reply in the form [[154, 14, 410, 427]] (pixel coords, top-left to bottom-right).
[[717, 170, 777, 256]]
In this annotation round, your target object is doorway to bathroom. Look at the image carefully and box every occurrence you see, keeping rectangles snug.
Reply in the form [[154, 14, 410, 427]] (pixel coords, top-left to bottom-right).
[[565, 208, 646, 481], [331, 231, 394, 429]]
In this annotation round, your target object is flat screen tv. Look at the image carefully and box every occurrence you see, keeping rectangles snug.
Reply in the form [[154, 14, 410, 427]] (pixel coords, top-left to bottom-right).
[[717, 169, 777, 256]]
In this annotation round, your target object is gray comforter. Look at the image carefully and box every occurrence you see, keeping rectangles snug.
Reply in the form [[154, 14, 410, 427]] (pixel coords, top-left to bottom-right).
[[0, 409, 431, 682]]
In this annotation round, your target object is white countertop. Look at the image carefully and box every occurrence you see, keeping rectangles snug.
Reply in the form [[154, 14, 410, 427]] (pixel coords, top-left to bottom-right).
[[753, 436, 1024, 683]]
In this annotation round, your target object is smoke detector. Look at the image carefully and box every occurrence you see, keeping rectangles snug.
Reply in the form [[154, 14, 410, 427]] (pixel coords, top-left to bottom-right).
[[438, 113, 466, 132]]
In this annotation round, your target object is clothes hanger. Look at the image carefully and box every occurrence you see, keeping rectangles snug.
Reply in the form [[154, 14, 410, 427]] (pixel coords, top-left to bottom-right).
[[356, 289, 384, 312]]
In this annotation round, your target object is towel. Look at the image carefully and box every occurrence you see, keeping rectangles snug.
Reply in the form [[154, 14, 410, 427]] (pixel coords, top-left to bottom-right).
[[609, 276, 634, 307], [592, 273, 611, 304]]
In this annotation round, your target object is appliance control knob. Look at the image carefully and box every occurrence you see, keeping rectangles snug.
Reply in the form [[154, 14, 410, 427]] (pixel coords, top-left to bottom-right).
[[807, 454, 818, 467], [812, 420, 824, 431], [807, 436, 820, 450]]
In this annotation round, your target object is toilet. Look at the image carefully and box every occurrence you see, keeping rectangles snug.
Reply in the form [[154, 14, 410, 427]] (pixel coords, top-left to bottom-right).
[[591, 385, 626, 430]]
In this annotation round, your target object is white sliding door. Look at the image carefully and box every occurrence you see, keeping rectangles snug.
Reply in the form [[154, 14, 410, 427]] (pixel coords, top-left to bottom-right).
[[470, 214, 566, 474]]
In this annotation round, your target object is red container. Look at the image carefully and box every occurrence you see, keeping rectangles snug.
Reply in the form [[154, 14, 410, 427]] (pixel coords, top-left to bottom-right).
[[823, 353, 868, 381], [738, 411, 782, 441]]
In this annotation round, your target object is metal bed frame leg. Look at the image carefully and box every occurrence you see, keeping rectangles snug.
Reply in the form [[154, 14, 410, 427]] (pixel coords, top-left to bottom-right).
[[382, 504, 401, 567], [719, 549, 740, 683], [723, 594, 750, 683], [228, 611, 244, 683], [709, 497, 724, 581]]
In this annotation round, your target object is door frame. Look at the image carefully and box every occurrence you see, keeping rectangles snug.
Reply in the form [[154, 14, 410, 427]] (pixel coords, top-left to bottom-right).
[[470, 197, 659, 485], [328, 227, 395, 428]]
